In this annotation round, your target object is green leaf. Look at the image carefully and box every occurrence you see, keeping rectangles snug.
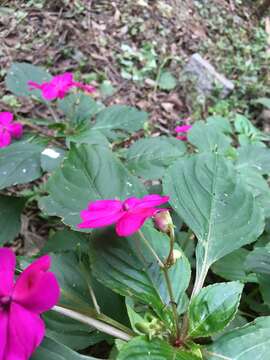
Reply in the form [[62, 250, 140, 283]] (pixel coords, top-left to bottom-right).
[[31, 337, 99, 359], [158, 71, 177, 90], [6, 62, 51, 98], [39, 144, 145, 229], [92, 105, 148, 139], [40, 147, 66, 172], [207, 317, 270, 360], [126, 136, 186, 180], [0, 142, 44, 189], [39, 229, 89, 255], [163, 153, 264, 295], [66, 127, 110, 147], [100, 80, 116, 97], [188, 282, 243, 338], [44, 311, 107, 351], [211, 249, 257, 283], [188, 121, 231, 153], [58, 94, 103, 124], [0, 195, 25, 244], [236, 145, 270, 174], [254, 97, 270, 109], [244, 244, 270, 275], [90, 224, 191, 322], [118, 336, 200, 360]]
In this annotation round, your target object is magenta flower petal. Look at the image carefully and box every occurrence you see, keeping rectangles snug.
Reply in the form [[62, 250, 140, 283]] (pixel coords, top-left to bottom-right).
[[136, 194, 170, 209], [13, 271, 60, 314], [13, 255, 53, 306], [41, 83, 60, 101], [28, 81, 42, 90], [0, 248, 15, 297], [5, 303, 45, 360], [175, 125, 192, 133], [116, 213, 149, 236], [0, 309, 8, 360], [0, 130, 12, 148], [0, 112, 13, 126], [8, 123, 23, 139], [72, 81, 96, 93]]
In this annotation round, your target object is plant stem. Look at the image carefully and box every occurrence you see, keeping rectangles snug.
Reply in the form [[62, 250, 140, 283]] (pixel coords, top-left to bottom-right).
[[138, 230, 164, 268], [53, 305, 133, 341], [47, 103, 60, 123], [163, 268, 180, 340], [191, 263, 209, 298]]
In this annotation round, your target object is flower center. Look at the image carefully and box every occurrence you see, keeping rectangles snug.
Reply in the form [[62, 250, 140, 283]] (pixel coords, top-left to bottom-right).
[[0, 296, 12, 310], [122, 203, 129, 211]]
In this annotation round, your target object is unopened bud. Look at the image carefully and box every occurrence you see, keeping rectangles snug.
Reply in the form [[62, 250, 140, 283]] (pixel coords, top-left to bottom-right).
[[153, 210, 173, 234]]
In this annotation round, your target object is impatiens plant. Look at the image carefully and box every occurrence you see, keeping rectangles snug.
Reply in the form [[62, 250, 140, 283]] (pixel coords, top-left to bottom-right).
[[1, 62, 270, 359], [0, 112, 23, 148]]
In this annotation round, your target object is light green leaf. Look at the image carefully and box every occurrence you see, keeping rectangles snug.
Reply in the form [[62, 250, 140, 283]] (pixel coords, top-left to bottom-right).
[[117, 336, 200, 360], [163, 153, 264, 295], [126, 136, 186, 180], [212, 249, 257, 283], [0, 142, 44, 189], [39, 144, 145, 229], [6, 62, 51, 98], [92, 105, 148, 139], [58, 94, 103, 124], [188, 121, 231, 153], [207, 317, 270, 360], [0, 195, 25, 244], [31, 337, 99, 359], [158, 71, 177, 90], [188, 282, 243, 338], [90, 224, 191, 322]]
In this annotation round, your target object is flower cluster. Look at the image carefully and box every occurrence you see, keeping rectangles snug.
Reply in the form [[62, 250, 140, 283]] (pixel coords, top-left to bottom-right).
[[0, 248, 60, 359], [28, 72, 96, 101]]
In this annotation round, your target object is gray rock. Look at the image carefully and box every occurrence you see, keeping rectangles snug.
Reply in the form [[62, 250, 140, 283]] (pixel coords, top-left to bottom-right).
[[183, 53, 234, 98]]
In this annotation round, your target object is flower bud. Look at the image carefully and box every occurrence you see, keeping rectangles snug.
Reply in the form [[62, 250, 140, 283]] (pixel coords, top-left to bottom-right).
[[153, 210, 173, 234]]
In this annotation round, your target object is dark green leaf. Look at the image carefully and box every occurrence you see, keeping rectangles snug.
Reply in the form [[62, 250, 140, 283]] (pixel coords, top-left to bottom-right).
[[164, 153, 264, 295], [90, 224, 191, 322], [58, 94, 103, 124], [126, 136, 186, 179], [92, 105, 148, 139], [0, 142, 44, 189], [188, 282, 243, 338], [39, 144, 145, 229], [245, 244, 270, 275], [254, 97, 270, 109], [117, 336, 200, 360], [212, 249, 257, 283], [41, 147, 66, 172], [66, 127, 110, 147], [188, 121, 231, 153], [0, 195, 25, 244], [207, 317, 270, 360], [236, 145, 270, 175], [6, 62, 51, 98], [31, 337, 99, 359]]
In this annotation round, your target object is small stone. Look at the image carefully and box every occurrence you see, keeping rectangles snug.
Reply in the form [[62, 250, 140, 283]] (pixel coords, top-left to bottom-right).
[[183, 53, 234, 98]]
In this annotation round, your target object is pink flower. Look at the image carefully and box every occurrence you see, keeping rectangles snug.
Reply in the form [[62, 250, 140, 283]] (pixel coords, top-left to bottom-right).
[[0, 112, 23, 148], [0, 248, 60, 360], [28, 72, 96, 101], [175, 124, 192, 141], [78, 194, 170, 237]]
